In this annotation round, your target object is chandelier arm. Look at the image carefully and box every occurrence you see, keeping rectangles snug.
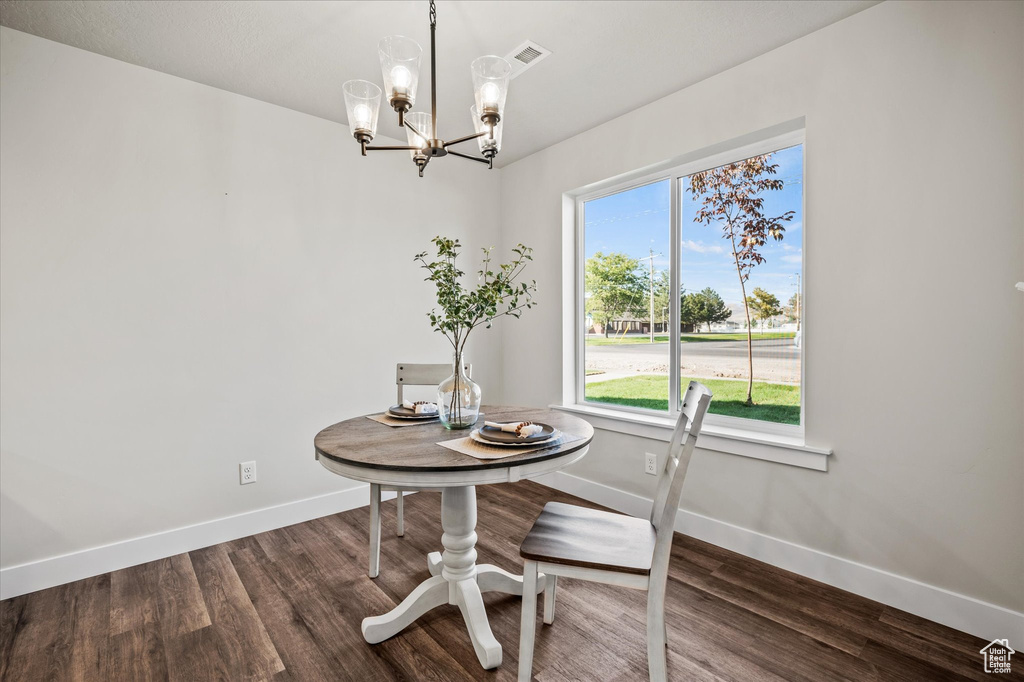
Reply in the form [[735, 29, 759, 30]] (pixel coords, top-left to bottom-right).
[[447, 149, 491, 165], [429, 0, 437, 140], [443, 130, 490, 148], [364, 144, 422, 151]]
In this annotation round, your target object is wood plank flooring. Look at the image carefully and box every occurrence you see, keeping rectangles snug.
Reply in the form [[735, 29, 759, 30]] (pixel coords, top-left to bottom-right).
[[1, 481, 1016, 681]]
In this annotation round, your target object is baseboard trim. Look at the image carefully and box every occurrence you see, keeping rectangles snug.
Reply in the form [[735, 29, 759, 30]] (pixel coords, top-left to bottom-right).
[[0, 484, 396, 600], [534, 470, 1024, 646]]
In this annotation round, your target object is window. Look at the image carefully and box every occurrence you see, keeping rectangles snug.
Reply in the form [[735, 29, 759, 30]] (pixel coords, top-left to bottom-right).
[[578, 135, 804, 432]]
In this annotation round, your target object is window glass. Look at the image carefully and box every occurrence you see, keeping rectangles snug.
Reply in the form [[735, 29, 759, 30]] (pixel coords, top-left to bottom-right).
[[583, 180, 671, 411], [578, 142, 804, 428], [679, 144, 803, 425]]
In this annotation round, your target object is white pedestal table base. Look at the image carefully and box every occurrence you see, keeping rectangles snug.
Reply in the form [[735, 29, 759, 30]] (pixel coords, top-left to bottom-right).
[[360, 485, 545, 670]]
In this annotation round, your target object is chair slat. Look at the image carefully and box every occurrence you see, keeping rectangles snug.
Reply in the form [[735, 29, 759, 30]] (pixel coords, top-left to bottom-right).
[[650, 381, 712, 574], [396, 362, 471, 402], [649, 452, 679, 530], [649, 405, 690, 529]]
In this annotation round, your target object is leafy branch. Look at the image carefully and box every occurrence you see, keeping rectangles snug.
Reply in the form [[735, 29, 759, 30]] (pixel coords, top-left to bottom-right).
[[414, 236, 537, 359]]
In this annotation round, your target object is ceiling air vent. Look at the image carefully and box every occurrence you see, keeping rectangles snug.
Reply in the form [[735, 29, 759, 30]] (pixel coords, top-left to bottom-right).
[[505, 40, 551, 79]]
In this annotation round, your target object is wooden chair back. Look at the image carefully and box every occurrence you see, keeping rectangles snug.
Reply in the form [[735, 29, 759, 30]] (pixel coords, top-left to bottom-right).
[[396, 362, 472, 403], [648, 381, 712, 581]]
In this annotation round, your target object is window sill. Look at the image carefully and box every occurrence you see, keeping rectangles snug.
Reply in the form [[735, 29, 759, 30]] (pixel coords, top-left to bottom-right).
[[552, 403, 832, 471]]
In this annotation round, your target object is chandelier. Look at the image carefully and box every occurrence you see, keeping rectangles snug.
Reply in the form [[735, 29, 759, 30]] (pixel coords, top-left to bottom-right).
[[342, 0, 510, 177]]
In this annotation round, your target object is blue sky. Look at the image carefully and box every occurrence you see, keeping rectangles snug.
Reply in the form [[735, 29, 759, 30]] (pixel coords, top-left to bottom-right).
[[584, 144, 803, 308]]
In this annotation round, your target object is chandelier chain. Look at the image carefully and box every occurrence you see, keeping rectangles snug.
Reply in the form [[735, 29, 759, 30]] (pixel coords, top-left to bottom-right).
[[429, 0, 436, 29]]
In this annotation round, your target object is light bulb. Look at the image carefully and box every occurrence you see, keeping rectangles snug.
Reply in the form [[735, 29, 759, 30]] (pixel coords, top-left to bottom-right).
[[391, 66, 412, 90], [480, 82, 501, 106], [353, 104, 372, 128]]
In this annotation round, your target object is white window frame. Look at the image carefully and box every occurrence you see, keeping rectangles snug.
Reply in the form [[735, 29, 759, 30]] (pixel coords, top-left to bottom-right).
[[560, 126, 831, 470]]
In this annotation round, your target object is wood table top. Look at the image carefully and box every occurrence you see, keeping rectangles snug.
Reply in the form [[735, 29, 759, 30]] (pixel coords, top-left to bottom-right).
[[314, 406, 594, 473]]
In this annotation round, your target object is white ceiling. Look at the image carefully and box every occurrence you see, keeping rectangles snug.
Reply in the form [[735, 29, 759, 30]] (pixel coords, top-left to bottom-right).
[[0, 0, 876, 166]]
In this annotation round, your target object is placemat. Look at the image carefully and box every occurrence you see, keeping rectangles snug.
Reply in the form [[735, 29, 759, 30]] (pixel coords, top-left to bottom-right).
[[366, 413, 440, 428], [437, 431, 585, 460]]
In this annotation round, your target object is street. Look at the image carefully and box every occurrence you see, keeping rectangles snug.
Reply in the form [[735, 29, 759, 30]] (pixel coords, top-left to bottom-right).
[[586, 337, 800, 383]]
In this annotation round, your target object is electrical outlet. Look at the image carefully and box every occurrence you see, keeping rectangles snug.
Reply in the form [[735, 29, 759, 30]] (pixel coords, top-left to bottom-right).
[[644, 452, 658, 476], [240, 461, 256, 485]]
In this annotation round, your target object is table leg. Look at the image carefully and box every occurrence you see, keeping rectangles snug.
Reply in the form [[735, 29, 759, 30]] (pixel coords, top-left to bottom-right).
[[454, 576, 502, 669], [361, 575, 447, 644], [478, 564, 546, 596], [439, 486, 503, 669], [427, 551, 442, 577], [360, 485, 504, 670], [368, 483, 381, 579]]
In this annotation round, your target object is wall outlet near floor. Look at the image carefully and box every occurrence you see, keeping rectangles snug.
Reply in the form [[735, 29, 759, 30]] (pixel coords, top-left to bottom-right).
[[239, 461, 257, 485], [644, 452, 658, 476]]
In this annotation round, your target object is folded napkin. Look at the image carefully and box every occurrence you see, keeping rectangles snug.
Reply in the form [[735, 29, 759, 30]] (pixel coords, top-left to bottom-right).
[[484, 420, 544, 438], [402, 399, 438, 415]]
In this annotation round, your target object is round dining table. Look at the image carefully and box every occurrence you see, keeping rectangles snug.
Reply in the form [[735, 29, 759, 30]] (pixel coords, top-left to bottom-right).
[[314, 405, 594, 670]]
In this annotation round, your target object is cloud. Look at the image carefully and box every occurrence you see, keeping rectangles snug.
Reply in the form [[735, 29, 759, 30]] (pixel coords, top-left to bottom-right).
[[681, 240, 725, 254], [781, 252, 803, 264]]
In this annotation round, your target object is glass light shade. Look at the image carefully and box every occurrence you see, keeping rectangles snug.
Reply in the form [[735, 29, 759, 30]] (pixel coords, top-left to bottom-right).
[[379, 36, 422, 106], [471, 56, 511, 117], [471, 105, 502, 154], [343, 80, 382, 139], [404, 112, 431, 159]]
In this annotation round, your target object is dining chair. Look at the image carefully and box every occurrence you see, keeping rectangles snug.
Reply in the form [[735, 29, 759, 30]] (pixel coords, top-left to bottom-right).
[[517, 381, 712, 681], [367, 361, 472, 578]]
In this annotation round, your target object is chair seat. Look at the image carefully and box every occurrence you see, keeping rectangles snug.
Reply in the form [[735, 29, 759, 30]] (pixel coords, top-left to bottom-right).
[[519, 501, 657, 575]]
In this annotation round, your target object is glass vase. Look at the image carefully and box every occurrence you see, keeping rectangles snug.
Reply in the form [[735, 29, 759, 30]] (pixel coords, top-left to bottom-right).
[[437, 352, 481, 430]]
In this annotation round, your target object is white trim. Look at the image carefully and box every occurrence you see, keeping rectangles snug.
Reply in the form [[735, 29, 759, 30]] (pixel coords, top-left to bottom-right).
[[669, 174, 682, 418], [561, 192, 578, 407], [535, 471, 1024, 646], [553, 402, 831, 471], [317, 446, 590, 487], [0, 484, 400, 600], [571, 126, 806, 204]]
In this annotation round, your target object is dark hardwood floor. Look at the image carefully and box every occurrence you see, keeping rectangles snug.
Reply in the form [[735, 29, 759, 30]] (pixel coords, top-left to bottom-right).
[[0, 481, 1015, 681]]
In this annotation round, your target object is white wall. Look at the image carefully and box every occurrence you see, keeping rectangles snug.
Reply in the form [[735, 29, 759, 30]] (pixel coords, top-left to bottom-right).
[[0, 28, 502, 573], [499, 0, 1024, 615]]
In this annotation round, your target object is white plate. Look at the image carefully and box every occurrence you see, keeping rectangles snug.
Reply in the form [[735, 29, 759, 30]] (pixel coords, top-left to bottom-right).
[[469, 428, 562, 448]]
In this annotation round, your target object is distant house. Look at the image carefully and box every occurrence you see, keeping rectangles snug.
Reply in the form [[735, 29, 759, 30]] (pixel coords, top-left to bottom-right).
[[610, 316, 650, 334], [596, 316, 689, 335]]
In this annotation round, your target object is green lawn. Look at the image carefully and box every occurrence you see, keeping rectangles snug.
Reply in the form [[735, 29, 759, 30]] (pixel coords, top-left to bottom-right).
[[585, 374, 800, 425], [586, 332, 794, 346]]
